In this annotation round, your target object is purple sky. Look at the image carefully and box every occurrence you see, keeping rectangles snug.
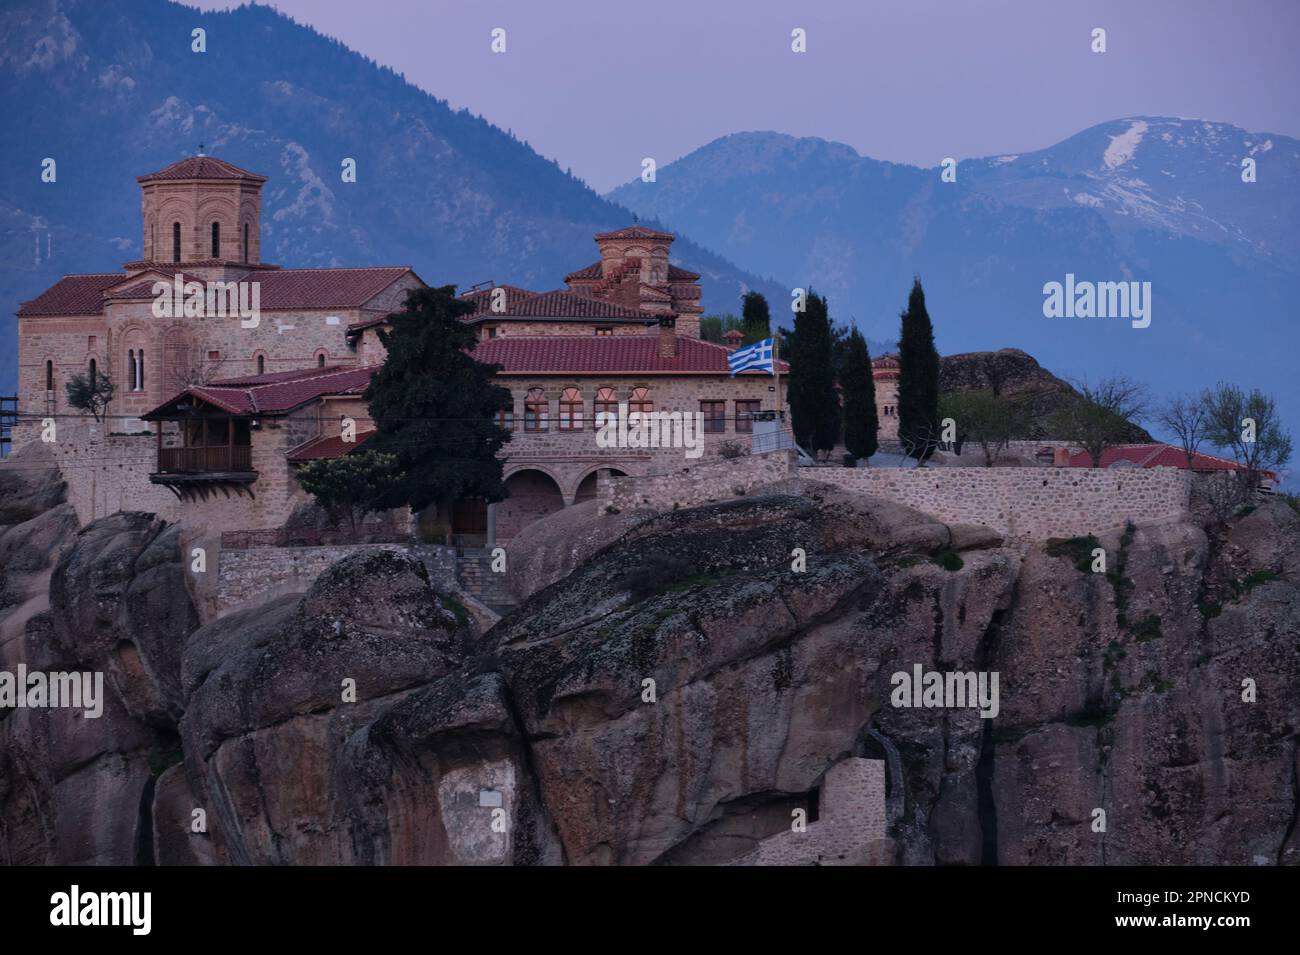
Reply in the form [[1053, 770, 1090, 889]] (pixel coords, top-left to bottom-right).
[[190, 0, 1300, 193]]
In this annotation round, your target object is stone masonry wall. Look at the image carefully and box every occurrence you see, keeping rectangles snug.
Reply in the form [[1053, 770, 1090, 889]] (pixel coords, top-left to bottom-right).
[[217, 542, 458, 614], [731, 757, 892, 866], [603, 455, 1191, 540], [601, 451, 794, 511], [816, 465, 1192, 539]]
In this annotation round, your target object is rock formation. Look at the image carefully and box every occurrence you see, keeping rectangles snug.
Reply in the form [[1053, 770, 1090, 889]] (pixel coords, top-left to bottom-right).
[[2, 455, 1297, 865]]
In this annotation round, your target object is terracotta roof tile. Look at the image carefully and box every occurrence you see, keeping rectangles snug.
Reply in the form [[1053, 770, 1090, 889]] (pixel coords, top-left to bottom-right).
[[17, 273, 125, 316], [594, 224, 675, 241], [288, 430, 376, 462], [137, 155, 267, 183], [564, 261, 602, 282], [1066, 444, 1248, 472], [471, 335, 786, 374], [143, 365, 376, 419], [463, 288, 648, 320], [22, 267, 413, 316]]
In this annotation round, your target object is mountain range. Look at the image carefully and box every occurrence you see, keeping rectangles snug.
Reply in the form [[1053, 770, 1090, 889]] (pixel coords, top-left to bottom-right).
[[0, 0, 785, 395], [609, 120, 1300, 457]]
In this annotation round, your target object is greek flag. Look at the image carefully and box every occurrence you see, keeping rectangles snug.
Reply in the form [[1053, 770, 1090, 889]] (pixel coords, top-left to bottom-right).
[[728, 337, 775, 376]]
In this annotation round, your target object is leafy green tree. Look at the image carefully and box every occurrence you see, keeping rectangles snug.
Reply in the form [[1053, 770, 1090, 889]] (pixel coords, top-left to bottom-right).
[[940, 390, 1029, 466], [741, 291, 771, 345], [1050, 376, 1149, 467], [840, 328, 878, 460], [364, 286, 513, 526], [786, 289, 841, 457], [1201, 383, 1292, 489], [297, 450, 400, 532], [897, 278, 941, 462], [66, 370, 114, 422], [700, 313, 743, 344]]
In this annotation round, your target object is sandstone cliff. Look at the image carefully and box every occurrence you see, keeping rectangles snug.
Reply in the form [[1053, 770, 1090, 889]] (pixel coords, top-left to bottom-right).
[[1, 460, 1296, 865]]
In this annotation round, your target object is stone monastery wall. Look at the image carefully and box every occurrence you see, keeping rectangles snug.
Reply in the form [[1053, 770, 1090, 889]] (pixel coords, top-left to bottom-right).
[[601, 452, 1192, 540]]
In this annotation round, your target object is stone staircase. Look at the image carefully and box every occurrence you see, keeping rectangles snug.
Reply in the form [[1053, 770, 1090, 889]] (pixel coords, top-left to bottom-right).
[[455, 548, 518, 617]]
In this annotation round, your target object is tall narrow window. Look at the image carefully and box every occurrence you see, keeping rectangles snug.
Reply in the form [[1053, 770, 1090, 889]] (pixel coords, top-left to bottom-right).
[[629, 387, 653, 416], [318, 353, 326, 368], [700, 400, 726, 433], [524, 388, 548, 432], [735, 399, 761, 433], [558, 388, 584, 431], [594, 387, 618, 428], [45, 360, 53, 391], [138, 350, 145, 390], [242, 222, 249, 262], [257, 354, 265, 375], [211, 221, 220, 258], [128, 350, 137, 391], [496, 407, 514, 431], [89, 358, 97, 388], [172, 222, 181, 263]]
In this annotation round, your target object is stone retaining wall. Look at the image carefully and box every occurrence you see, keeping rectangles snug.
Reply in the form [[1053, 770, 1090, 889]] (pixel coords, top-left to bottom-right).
[[809, 465, 1192, 539]]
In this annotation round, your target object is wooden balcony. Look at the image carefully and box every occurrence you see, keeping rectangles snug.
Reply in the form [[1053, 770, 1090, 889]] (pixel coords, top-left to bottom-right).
[[157, 444, 254, 474], [151, 443, 256, 501]]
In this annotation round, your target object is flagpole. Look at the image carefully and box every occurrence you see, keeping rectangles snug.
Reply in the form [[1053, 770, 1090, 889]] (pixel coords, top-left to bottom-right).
[[773, 335, 783, 417]]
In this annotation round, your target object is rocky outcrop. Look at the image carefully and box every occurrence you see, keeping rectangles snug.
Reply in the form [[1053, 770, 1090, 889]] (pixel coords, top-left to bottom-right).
[[940, 348, 1152, 442], [3, 465, 1297, 866]]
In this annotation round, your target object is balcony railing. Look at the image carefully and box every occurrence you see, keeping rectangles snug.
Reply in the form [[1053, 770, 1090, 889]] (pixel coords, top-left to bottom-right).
[[157, 445, 253, 474]]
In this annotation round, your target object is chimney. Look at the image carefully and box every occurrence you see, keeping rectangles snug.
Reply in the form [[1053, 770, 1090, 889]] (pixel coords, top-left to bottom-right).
[[658, 315, 677, 358]]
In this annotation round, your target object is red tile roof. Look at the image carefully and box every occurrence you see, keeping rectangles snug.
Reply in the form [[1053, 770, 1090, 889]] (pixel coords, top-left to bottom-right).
[[464, 288, 649, 320], [137, 155, 267, 183], [471, 335, 787, 375], [17, 273, 126, 316], [1066, 444, 1248, 472], [564, 261, 603, 282], [566, 261, 700, 283], [143, 365, 377, 419], [288, 430, 376, 462], [256, 267, 414, 309], [20, 267, 414, 316], [594, 224, 675, 241]]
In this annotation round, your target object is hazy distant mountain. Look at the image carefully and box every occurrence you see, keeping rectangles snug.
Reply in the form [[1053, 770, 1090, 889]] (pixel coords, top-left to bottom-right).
[[609, 120, 1300, 454], [0, 0, 785, 393]]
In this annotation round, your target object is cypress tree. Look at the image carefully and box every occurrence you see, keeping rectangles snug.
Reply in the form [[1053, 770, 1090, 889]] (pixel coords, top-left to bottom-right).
[[741, 291, 772, 345], [364, 285, 513, 519], [840, 327, 879, 460], [787, 289, 841, 456], [897, 277, 940, 462]]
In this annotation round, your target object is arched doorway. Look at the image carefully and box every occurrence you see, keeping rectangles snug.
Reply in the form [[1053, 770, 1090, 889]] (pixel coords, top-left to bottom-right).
[[497, 469, 565, 542], [574, 468, 627, 504]]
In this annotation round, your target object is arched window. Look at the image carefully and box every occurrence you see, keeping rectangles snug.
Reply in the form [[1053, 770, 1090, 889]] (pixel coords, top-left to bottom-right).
[[172, 222, 181, 263], [211, 221, 220, 258], [524, 388, 548, 432], [127, 349, 137, 391], [629, 387, 653, 416], [45, 360, 53, 391], [242, 222, 249, 262], [594, 387, 618, 427], [317, 353, 326, 368], [138, 349, 145, 390], [256, 354, 265, 375], [89, 358, 97, 388], [558, 387, 584, 431]]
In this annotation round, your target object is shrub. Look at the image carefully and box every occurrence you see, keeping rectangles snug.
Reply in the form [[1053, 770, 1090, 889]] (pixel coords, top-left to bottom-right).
[[933, 550, 964, 572], [719, 440, 747, 460]]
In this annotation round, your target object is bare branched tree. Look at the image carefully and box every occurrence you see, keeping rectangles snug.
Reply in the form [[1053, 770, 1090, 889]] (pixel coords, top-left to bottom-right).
[[1051, 376, 1149, 467], [1157, 390, 1210, 468]]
